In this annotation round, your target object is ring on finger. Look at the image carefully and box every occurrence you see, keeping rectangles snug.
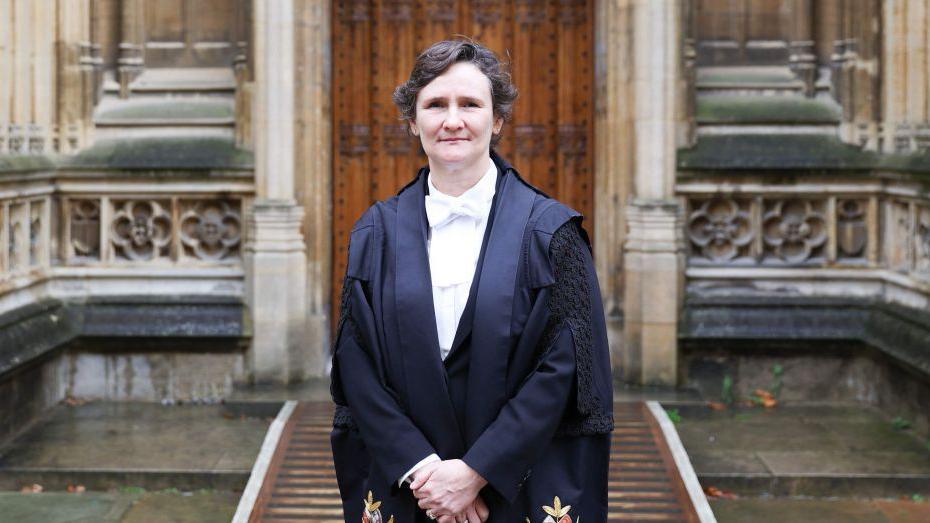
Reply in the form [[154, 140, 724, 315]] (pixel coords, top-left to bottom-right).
[[426, 509, 436, 520]]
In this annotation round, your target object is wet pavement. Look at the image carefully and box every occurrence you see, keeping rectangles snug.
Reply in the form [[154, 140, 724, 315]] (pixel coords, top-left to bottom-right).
[[0, 401, 270, 491], [710, 497, 930, 523], [0, 489, 239, 523], [672, 403, 930, 497], [669, 402, 930, 520]]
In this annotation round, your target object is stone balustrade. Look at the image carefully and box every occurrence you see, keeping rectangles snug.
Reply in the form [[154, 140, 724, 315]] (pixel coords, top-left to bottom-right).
[[679, 172, 930, 311], [0, 161, 253, 315]]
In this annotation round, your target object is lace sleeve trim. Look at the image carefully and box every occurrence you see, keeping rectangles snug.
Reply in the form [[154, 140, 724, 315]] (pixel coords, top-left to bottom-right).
[[545, 220, 614, 437]]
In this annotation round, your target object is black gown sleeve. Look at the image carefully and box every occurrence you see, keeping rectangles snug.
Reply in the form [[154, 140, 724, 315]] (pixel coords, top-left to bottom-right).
[[331, 272, 437, 485], [548, 220, 615, 437], [462, 219, 609, 502]]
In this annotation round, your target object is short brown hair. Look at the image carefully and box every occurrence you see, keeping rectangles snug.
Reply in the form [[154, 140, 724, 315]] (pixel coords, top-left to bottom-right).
[[393, 40, 518, 145]]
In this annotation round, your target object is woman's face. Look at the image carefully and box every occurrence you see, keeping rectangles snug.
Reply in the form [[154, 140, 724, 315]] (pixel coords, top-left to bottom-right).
[[410, 62, 503, 171]]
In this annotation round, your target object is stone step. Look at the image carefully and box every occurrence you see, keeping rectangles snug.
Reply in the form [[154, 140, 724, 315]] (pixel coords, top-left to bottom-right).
[[668, 402, 930, 499]]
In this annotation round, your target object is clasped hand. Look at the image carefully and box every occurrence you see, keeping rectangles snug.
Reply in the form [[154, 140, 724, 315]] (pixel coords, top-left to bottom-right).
[[410, 459, 489, 522]]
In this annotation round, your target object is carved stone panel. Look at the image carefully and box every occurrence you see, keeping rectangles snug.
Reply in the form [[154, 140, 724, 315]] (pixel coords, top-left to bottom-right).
[[884, 200, 912, 273], [8, 202, 28, 272], [836, 198, 868, 262], [110, 200, 172, 262], [916, 205, 930, 278], [70, 199, 101, 260], [686, 197, 754, 264], [762, 199, 828, 265], [179, 200, 241, 261], [29, 200, 43, 267]]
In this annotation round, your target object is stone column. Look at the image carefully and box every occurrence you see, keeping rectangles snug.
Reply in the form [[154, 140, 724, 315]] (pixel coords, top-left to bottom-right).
[[294, 0, 332, 379], [622, 0, 686, 386], [244, 0, 310, 383], [594, 0, 635, 372], [57, 0, 97, 153], [117, 0, 144, 98]]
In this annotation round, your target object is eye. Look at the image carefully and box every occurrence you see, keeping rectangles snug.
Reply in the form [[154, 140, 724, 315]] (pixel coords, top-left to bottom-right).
[[426, 100, 443, 108]]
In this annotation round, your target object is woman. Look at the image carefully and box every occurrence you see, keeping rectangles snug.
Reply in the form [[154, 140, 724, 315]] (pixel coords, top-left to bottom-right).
[[330, 40, 613, 523]]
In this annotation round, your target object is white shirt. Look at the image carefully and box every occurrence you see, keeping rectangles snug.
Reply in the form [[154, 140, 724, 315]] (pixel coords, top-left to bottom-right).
[[397, 161, 497, 486]]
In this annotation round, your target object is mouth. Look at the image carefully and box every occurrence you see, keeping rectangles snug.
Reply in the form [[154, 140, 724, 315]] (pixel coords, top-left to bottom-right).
[[439, 137, 468, 143]]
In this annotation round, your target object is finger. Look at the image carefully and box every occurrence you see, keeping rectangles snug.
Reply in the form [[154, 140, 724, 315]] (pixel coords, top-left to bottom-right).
[[466, 505, 481, 523], [475, 496, 489, 521], [410, 471, 431, 491]]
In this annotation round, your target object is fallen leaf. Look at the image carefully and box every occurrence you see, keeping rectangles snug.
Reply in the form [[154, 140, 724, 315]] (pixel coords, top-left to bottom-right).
[[67, 484, 86, 494], [707, 401, 728, 411], [21, 484, 43, 493], [704, 485, 737, 499]]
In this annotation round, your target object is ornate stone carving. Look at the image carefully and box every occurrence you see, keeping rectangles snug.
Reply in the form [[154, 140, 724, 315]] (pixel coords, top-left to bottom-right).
[[70, 199, 101, 259], [916, 206, 930, 276], [179, 200, 242, 261], [29, 202, 42, 266], [836, 199, 867, 261], [762, 199, 827, 264], [8, 202, 26, 271], [8, 215, 19, 272], [111, 200, 172, 261], [686, 198, 753, 263]]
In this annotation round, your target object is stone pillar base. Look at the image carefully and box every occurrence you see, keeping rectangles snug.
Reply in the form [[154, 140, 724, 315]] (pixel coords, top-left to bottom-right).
[[243, 199, 310, 383], [622, 199, 685, 386]]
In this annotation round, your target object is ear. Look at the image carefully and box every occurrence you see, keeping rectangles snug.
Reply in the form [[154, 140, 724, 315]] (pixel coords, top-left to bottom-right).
[[408, 120, 419, 137], [492, 117, 503, 135]]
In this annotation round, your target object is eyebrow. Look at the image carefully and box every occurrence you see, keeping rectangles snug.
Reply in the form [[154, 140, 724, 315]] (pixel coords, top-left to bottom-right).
[[420, 95, 485, 105]]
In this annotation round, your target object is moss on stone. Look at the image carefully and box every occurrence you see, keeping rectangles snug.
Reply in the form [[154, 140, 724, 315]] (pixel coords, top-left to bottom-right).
[[63, 136, 253, 169], [96, 99, 234, 121], [0, 154, 56, 174], [697, 95, 841, 124], [678, 134, 877, 171], [698, 67, 799, 86]]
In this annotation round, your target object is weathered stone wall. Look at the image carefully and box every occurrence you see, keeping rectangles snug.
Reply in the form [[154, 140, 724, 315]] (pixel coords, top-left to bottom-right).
[[682, 340, 930, 439]]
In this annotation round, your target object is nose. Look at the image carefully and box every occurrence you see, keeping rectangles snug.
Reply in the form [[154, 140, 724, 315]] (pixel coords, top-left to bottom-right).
[[443, 106, 464, 130]]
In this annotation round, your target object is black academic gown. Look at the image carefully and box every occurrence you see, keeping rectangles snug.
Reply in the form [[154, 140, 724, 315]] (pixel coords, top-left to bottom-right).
[[330, 152, 614, 523]]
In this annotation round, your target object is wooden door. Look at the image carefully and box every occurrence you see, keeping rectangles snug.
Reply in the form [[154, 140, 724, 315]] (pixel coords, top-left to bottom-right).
[[332, 0, 594, 322]]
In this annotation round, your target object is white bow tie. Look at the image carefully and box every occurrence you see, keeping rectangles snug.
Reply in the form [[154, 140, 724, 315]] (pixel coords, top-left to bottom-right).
[[424, 195, 484, 229]]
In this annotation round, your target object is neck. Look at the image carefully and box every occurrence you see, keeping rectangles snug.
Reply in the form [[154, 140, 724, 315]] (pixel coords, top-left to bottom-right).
[[428, 156, 493, 197]]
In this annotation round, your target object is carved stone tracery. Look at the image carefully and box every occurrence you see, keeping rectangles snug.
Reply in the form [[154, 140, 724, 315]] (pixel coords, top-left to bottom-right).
[[111, 200, 172, 261], [836, 199, 867, 260], [762, 199, 827, 264], [179, 200, 241, 261], [686, 198, 753, 263]]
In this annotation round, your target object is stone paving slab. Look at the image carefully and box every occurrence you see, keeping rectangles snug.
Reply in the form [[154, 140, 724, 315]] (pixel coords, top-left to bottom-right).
[[757, 450, 930, 476], [674, 403, 930, 497], [0, 402, 269, 491], [121, 490, 239, 523], [0, 491, 139, 523], [710, 498, 930, 523]]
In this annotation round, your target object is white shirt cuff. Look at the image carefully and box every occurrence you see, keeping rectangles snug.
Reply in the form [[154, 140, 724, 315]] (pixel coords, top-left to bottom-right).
[[398, 453, 441, 487]]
